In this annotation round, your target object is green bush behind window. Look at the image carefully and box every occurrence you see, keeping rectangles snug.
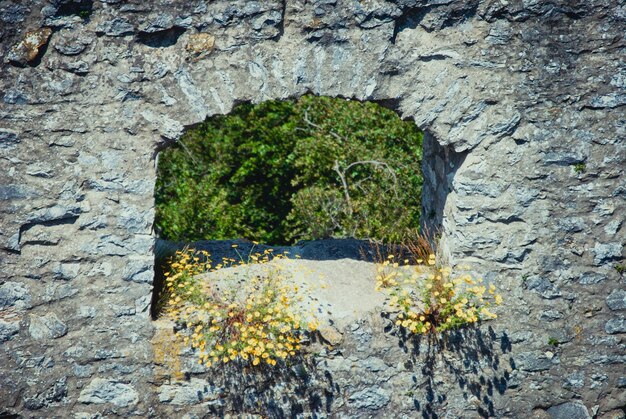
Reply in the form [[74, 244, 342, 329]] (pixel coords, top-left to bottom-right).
[[155, 95, 423, 245]]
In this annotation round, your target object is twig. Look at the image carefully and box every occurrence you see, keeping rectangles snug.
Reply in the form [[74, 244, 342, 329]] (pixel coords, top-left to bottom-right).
[[302, 110, 344, 142], [177, 138, 200, 166], [333, 160, 353, 216], [342, 160, 399, 198]]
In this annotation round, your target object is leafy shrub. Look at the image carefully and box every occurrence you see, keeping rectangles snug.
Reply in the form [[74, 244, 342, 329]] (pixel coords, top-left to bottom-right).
[[376, 253, 502, 334], [163, 247, 319, 367], [155, 95, 423, 245]]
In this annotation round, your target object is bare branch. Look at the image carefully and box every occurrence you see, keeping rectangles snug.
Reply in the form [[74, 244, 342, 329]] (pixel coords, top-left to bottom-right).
[[333, 160, 353, 216], [177, 138, 201, 166], [342, 160, 399, 199], [302, 110, 344, 142]]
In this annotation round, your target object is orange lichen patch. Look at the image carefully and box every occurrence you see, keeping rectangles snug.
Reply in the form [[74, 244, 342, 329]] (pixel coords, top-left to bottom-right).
[[7, 27, 53, 65], [185, 33, 215, 61], [152, 321, 184, 381]]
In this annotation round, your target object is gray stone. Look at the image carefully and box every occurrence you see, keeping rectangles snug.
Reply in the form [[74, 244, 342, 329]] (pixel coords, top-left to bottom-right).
[[44, 283, 78, 302], [599, 410, 626, 419], [485, 21, 512, 45], [1, 4, 27, 23], [557, 217, 586, 233], [588, 93, 626, 109], [27, 204, 82, 225], [0, 128, 19, 148], [348, 386, 391, 410], [604, 220, 622, 236], [96, 18, 135, 37], [2, 88, 29, 104], [607, 289, 626, 311], [116, 205, 152, 234], [516, 352, 555, 372], [158, 378, 221, 405], [23, 377, 67, 410], [139, 14, 174, 33], [0, 281, 31, 309], [0, 319, 20, 342], [135, 295, 151, 315], [21, 223, 61, 245], [540, 310, 563, 321], [579, 272, 607, 285], [94, 349, 122, 361], [605, 317, 626, 334], [62, 61, 90, 75], [29, 313, 68, 339], [546, 401, 591, 419], [54, 35, 92, 56], [526, 276, 562, 299], [72, 364, 93, 378], [0, 185, 32, 200], [592, 243, 623, 265], [563, 371, 585, 389], [111, 305, 135, 317], [77, 306, 96, 319], [78, 378, 139, 407], [53, 262, 81, 280]]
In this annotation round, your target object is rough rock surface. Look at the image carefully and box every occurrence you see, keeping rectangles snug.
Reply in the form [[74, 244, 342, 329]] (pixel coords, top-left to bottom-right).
[[0, 0, 624, 417]]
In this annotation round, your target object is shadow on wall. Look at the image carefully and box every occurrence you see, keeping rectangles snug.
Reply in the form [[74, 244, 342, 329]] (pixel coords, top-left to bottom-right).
[[154, 334, 339, 417], [420, 131, 468, 249], [393, 324, 513, 418], [154, 315, 512, 417], [206, 349, 337, 417]]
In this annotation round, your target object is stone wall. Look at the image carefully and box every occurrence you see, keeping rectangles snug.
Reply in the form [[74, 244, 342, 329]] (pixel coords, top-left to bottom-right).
[[1, 0, 624, 417]]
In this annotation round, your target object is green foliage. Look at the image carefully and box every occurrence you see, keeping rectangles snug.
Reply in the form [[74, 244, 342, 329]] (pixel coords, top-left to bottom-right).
[[155, 95, 423, 244], [615, 264, 625, 274], [547, 337, 559, 347], [573, 163, 586, 174]]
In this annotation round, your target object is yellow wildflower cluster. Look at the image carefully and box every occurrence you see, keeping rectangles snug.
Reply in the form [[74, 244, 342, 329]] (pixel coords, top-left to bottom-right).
[[163, 247, 318, 368], [377, 253, 502, 334]]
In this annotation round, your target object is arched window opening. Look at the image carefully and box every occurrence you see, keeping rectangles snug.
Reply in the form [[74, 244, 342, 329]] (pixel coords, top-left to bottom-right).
[[151, 95, 425, 318]]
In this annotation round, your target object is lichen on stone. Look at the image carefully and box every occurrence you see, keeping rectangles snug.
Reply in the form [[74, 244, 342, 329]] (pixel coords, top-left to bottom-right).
[[6, 27, 52, 66]]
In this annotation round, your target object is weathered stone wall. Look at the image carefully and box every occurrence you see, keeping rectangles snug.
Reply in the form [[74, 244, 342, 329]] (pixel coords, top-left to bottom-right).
[[1, 0, 624, 417]]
